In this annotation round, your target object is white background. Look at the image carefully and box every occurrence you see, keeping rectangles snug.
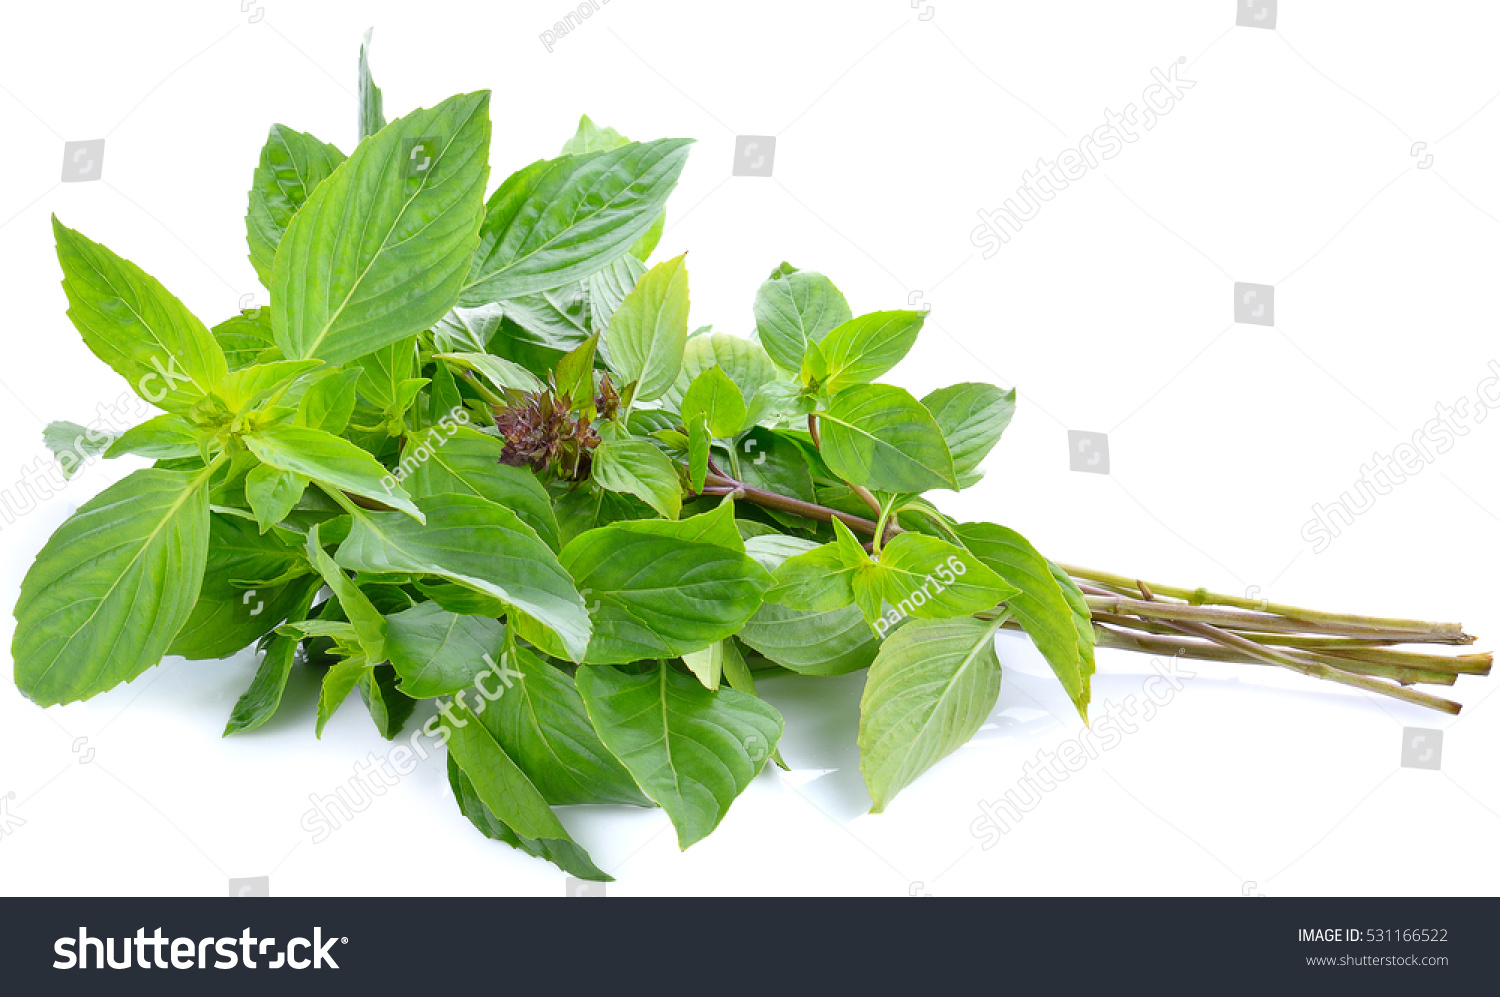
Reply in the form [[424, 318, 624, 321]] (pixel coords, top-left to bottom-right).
[[1, 0, 1497, 896]]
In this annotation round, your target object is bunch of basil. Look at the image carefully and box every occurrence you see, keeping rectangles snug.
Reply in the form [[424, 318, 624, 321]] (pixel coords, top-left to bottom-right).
[[13, 41, 1091, 881]]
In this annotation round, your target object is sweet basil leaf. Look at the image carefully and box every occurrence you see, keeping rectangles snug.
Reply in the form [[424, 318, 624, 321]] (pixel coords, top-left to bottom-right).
[[335, 493, 591, 662], [223, 577, 323, 735], [244, 464, 310, 534], [243, 424, 423, 521], [440, 699, 574, 842], [549, 513, 771, 664], [104, 413, 202, 461], [817, 310, 925, 390], [681, 365, 747, 439], [383, 601, 504, 698], [402, 424, 560, 550], [360, 663, 416, 739], [357, 28, 385, 141], [14, 467, 212, 705], [575, 662, 783, 848], [245, 125, 346, 288], [473, 645, 650, 807], [753, 265, 852, 373], [955, 522, 1091, 721], [272, 91, 491, 365], [591, 438, 682, 520], [171, 513, 313, 660], [922, 383, 1016, 482], [43, 420, 114, 479], [53, 218, 227, 412], [463, 139, 691, 303], [447, 755, 612, 881], [858, 616, 1006, 812], [605, 254, 689, 402], [817, 384, 957, 493]]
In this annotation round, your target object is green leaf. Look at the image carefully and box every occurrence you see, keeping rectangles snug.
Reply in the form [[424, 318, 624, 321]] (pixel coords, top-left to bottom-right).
[[432, 303, 505, 353], [623, 497, 744, 549], [360, 663, 416, 739], [317, 656, 370, 737], [271, 91, 491, 365], [170, 513, 313, 660], [952, 523, 1092, 721], [554, 332, 599, 412], [357, 28, 385, 141], [575, 662, 783, 848], [753, 265, 852, 373], [817, 384, 957, 493], [439, 698, 573, 842], [242, 424, 422, 521], [922, 384, 1016, 483], [435, 351, 543, 393], [473, 645, 650, 806], [212, 309, 277, 371], [501, 286, 592, 349], [219, 359, 324, 412], [870, 532, 1017, 628], [560, 114, 628, 155], [425, 357, 464, 427], [104, 413, 201, 461], [590, 438, 682, 520], [605, 254, 689, 402], [686, 414, 710, 493], [586, 253, 646, 332], [740, 601, 879, 676], [630, 212, 666, 262], [556, 115, 667, 263], [548, 511, 771, 664], [447, 755, 612, 881], [297, 367, 364, 434], [53, 218, 227, 412], [736, 427, 818, 529], [402, 424, 559, 550], [462, 139, 692, 303], [335, 493, 591, 662], [354, 337, 416, 412], [223, 577, 323, 735], [764, 517, 869, 613], [244, 464, 309, 534], [739, 532, 878, 675], [552, 483, 653, 548], [43, 421, 114, 479], [306, 523, 386, 664], [858, 616, 1007, 812], [668, 332, 778, 427], [817, 310, 925, 390], [719, 638, 757, 693], [1051, 559, 1097, 716], [681, 366, 747, 438], [383, 601, 504, 697], [682, 640, 725, 691], [245, 125, 346, 288], [13, 466, 211, 706]]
